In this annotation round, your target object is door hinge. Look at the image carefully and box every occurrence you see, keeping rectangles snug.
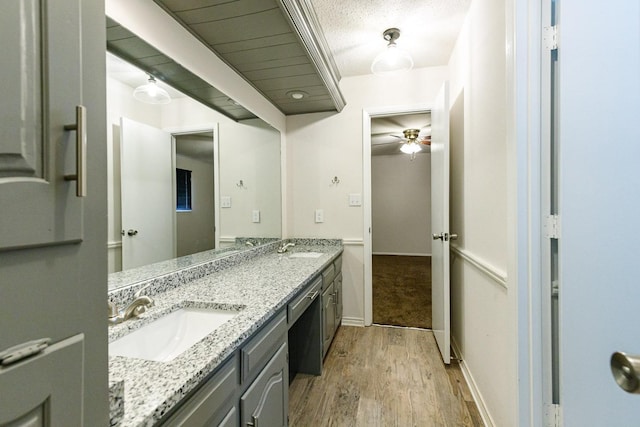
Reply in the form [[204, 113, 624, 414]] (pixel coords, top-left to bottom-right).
[[545, 215, 561, 239], [544, 26, 558, 51], [551, 280, 559, 297], [544, 403, 561, 427]]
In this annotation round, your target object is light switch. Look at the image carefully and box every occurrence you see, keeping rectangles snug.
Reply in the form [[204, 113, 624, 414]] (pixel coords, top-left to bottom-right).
[[221, 196, 231, 208], [315, 209, 324, 223], [252, 210, 260, 223], [349, 193, 362, 207]]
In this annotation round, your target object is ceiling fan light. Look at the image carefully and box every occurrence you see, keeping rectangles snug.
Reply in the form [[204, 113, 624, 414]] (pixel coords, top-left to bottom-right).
[[400, 142, 421, 154], [133, 76, 171, 105]]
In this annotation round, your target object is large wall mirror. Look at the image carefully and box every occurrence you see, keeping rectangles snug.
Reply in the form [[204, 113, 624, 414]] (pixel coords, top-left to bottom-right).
[[106, 47, 282, 287]]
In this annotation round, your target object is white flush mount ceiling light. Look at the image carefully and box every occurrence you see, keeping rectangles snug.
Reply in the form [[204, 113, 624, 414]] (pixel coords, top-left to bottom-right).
[[133, 75, 171, 105], [371, 28, 414, 75]]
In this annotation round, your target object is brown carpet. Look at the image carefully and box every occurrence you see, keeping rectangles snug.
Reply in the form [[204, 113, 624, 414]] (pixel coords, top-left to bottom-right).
[[372, 255, 432, 329]]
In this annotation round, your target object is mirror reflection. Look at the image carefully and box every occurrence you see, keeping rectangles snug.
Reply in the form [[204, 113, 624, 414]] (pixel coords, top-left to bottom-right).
[[106, 52, 282, 283]]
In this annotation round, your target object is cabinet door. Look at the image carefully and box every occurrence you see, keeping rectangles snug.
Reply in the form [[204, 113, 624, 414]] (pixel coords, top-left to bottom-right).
[[322, 283, 336, 357], [240, 342, 288, 427], [0, 0, 107, 424], [334, 273, 343, 330], [0, 0, 109, 426]]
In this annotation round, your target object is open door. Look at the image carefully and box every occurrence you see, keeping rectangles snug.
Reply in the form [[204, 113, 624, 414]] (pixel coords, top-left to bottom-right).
[[430, 82, 451, 364], [120, 117, 174, 270]]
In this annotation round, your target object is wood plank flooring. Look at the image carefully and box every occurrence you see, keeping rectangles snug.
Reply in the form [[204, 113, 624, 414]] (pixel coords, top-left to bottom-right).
[[289, 326, 483, 427]]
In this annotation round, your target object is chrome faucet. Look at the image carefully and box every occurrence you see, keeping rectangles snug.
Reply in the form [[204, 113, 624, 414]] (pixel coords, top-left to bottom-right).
[[122, 295, 155, 321], [245, 240, 255, 247], [277, 242, 296, 253], [108, 286, 155, 325]]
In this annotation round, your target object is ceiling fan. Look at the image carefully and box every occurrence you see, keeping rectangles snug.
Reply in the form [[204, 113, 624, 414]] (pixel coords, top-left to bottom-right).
[[372, 126, 431, 160]]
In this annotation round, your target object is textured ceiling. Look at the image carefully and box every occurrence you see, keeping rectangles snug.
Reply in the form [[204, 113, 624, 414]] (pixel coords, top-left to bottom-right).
[[311, 0, 471, 77]]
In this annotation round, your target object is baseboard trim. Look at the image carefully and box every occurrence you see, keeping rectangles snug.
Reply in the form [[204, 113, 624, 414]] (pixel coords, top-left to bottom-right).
[[341, 316, 364, 327], [451, 337, 496, 427], [450, 245, 508, 289]]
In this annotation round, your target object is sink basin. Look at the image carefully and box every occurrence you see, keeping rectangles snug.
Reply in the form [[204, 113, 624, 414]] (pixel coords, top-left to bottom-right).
[[289, 252, 323, 258], [109, 307, 239, 362]]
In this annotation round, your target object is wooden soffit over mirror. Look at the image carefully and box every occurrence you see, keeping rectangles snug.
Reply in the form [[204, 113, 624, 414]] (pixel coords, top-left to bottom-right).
[[106, 17, 258, 121], [152, 0, 346, 115]]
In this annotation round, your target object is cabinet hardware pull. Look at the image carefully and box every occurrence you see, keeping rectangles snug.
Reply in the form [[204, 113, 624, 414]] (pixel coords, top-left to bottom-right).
[[306, 290, 319, 300], [247, 415, 259, 426], [64, 105, 87, 197]]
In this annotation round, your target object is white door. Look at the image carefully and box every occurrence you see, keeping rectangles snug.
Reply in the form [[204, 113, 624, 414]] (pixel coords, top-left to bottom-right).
[[0, 0, 107, 424], [557, 1, 640, 424], [120, 117, 174, 270], [430, 82, 451, 364]]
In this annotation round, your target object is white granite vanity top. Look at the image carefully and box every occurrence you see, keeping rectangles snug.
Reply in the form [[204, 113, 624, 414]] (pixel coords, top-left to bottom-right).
[[108, 241, 342, 427]]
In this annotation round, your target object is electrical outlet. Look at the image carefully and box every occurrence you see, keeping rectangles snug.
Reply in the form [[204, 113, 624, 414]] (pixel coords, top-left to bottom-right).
[[221, 196, 231, 208], [252, 210, 260, 223], [315, 209, 324, 223]]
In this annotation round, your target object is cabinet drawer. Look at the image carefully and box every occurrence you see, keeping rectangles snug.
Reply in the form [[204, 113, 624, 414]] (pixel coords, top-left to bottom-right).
[[288, 276, 322, 326], [162, 356, 237, 427], [241, 311, 287, 383], [321, 263, 335, 290]]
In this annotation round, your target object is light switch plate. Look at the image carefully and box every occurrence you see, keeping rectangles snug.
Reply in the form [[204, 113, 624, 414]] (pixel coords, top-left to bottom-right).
[[221, 196, 231, 208], [349, 193, 362, 207], [315, 209, 324, 223], [252, 210, 260, 223]]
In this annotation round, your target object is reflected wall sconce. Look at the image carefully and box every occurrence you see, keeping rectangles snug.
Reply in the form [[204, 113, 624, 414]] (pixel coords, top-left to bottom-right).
[[237, 180, 246, 189], [133, 75, 171, 105], [371, 28, 414, 75], [331, 176, 340, 186]]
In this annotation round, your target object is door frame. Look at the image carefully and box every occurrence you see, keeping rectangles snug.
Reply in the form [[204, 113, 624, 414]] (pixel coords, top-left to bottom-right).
[[164, 123, 220, 250], [362, 104, 432, 326]]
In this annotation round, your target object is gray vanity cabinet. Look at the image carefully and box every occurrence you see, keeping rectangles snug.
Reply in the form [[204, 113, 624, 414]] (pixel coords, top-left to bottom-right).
[[334, 272, 343, 329], [161, 356, 238, 427], [321, 256, 343, 357], [240, 342, 288, 427], [162, 311, 288, 427], [322, 282, 336, 357]]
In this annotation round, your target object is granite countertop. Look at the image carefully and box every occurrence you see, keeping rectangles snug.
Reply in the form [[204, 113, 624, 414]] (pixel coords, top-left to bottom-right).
[[108, 241, 343, 427]]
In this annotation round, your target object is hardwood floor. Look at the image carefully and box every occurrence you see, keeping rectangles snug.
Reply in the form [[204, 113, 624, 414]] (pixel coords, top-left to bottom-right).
[[289, 326, 483, 427]]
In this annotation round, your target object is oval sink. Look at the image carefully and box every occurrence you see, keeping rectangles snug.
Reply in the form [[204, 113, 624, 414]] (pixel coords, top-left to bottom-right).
[[288, 252, 323, 258], [109, 307, 239, 362]]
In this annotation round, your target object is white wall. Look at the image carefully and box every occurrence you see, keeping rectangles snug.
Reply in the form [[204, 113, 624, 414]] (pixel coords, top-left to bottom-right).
[[175, 151, 215, 257], [448, 0, 515, 425], [218, 119, 282, 240], [286, 66, 448, 325], [371, 153, 431, 255]]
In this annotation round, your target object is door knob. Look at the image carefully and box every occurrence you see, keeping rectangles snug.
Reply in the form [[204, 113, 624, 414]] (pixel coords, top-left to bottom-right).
[[611, 352, 640, 393], [127, 229, 138, 236], [450, 233, 458, 241], [432, 233, 443, 240]]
